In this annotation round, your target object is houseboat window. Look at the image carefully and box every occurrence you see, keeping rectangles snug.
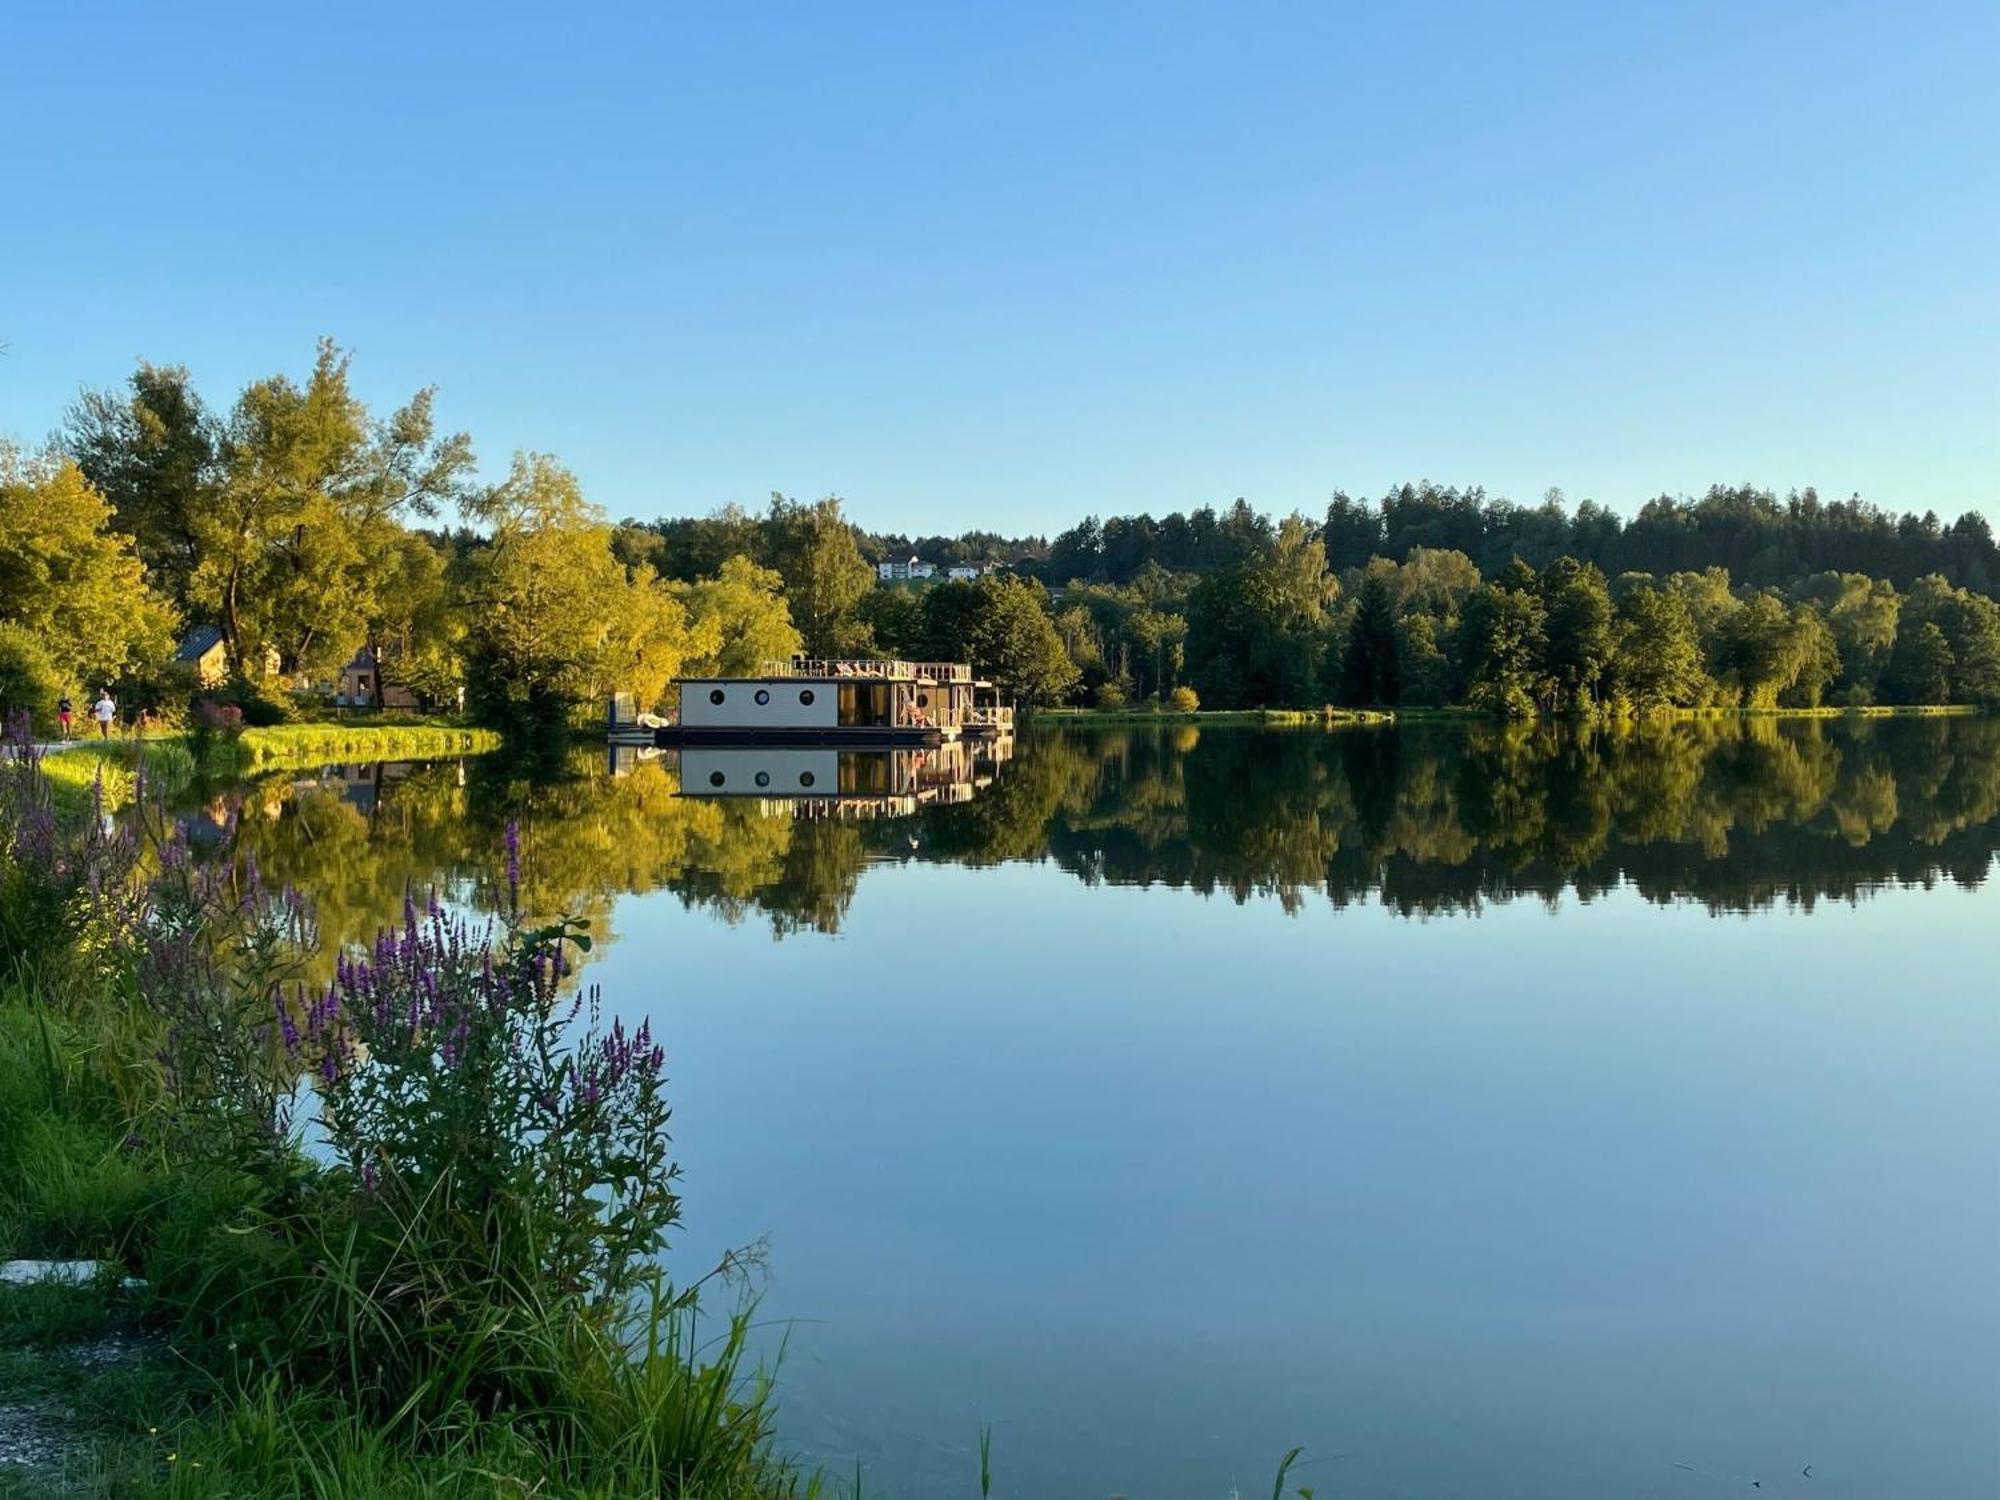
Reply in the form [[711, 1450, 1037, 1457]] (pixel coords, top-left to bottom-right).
[[837, 682, 891, 726], [709, 688, 725, 705], [798, 688, 815, 706], [708, 771, 725, 787], [754, 771, 770, 787], [798, 771, 815, 788], [754, 689, 770, 705]]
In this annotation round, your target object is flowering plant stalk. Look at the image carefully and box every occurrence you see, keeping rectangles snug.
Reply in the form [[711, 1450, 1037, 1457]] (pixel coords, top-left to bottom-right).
[[142, 824, 318, 1181], [1, 711, 146, 985], [134, 813, 682, 1421], [320, 883, 679, 1314]]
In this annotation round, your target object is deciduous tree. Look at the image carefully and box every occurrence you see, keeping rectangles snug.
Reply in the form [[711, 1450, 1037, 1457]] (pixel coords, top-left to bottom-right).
[[0, 446, 177, 693], [673, 555, 803, 678], [462, 454, 696, 726], [763, 495, 875, 657]]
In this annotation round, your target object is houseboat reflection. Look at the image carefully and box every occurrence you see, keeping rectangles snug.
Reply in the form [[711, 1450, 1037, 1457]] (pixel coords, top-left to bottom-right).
[[607, 737, 1013, 819]]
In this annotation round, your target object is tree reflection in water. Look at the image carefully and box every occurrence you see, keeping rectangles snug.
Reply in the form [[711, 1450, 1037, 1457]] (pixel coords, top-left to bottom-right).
[[189, 716, 2000, 975]]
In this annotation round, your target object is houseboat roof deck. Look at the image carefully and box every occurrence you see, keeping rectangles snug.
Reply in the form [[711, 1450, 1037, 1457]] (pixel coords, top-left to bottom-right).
[[749, 657, 979, 684]]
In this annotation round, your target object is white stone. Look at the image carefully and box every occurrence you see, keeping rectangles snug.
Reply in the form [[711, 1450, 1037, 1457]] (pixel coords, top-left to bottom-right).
[[0, 1260, 144, 1290]]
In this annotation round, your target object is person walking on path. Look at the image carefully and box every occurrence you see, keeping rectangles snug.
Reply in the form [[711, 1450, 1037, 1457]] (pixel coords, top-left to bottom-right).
[[92, 689, 116, 739], [57, 695, 74, 740]]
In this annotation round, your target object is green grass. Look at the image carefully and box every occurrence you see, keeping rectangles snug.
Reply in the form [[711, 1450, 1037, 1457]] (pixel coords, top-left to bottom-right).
[[34, 740, 198, 814], [1032, 705, 1394, 726], [28, 721, 498, 812], [0, 972, 813, 1500], [0, 996, 164, 1263], [224, 722, 501, 769]]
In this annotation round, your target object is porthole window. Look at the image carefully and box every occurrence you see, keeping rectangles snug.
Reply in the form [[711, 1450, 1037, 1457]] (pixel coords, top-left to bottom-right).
[[754, 771, 770, 788], [709, 688, 726, 705], [916, 692, 929, 708], [755, 688, 770, 706], [708, 771, 725, 787], [798, 770, 816, 788], [799, 688, 815, 706]]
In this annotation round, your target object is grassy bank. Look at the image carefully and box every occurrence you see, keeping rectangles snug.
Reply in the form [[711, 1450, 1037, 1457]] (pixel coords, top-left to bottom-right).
[[222, 720, 500, 768], [33, 740, 197, 814], [1034, 702, 1986, 729], [1652, 702, 1983, 720], [30, 721, 499, 812], [0, 746, 804, 1500], [1031, 705, 1395, 727]]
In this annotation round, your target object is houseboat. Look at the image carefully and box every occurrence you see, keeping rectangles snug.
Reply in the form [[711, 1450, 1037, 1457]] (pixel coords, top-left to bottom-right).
[[630, 657, 1014, 747]]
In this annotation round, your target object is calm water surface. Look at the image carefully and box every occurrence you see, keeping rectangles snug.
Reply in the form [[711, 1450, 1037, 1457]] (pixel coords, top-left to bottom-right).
[[199, 720, 2000, 1498]]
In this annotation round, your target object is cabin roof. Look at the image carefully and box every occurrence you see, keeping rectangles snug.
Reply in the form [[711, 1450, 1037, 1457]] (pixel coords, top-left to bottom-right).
[[174, 624, 225, 662]]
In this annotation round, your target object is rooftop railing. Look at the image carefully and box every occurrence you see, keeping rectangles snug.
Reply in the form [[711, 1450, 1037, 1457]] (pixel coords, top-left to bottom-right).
[[757, 657, 973, 682]]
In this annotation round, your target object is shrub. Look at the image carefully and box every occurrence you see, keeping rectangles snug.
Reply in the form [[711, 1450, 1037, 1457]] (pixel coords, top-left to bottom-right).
[[202, 677, 294, 726], [1169, 684, 1201, 713], [188, 698, 245, 765], [235, 692, 292, 727], [0, 622, 65, 732], [1094, 681, 1128, 710], [193, 699, 246, 738], [146, 824, 685, 1433]]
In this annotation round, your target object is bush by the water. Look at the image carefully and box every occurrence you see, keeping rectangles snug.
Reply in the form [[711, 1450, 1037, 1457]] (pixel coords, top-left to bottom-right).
[[1169, 685, 1200, 713], [0, 742, 802, 1497]]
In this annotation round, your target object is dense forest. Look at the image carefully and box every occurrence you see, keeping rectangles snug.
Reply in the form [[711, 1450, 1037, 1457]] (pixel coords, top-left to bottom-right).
[[618, 488, 2000, 715], [3, 342, 1997, 725]]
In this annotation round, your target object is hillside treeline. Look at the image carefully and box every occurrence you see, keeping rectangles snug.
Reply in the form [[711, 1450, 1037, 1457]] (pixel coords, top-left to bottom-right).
[[4, 342, 1995, 725], [620, 492, 2000, 715]]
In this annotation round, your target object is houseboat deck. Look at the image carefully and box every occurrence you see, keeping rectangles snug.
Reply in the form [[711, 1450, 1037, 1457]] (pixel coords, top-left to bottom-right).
[[651, 724, 957, 747], [617, 656, 1012, 747]]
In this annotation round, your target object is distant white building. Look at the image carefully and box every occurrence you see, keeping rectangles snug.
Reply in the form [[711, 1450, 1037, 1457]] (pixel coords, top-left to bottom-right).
[[946, 564, 984, 581], [876, 556, 937, 582]]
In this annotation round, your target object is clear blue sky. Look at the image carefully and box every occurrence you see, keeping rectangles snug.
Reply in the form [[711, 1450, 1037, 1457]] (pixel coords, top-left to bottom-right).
[[3, 0, 1995, 537]]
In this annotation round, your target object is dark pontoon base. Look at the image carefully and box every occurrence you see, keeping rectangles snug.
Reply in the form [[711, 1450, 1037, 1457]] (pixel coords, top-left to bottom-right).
[[653, 726, 948, 747]]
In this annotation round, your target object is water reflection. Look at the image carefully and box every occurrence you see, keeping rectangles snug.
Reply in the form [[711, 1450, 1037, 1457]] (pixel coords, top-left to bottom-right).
[[187, 716, 2000, 969], [625, 735, 1013, 818]]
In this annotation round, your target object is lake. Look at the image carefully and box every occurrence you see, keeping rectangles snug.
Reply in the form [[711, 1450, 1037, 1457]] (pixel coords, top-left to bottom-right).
[[191, 717, 2000, 1498]]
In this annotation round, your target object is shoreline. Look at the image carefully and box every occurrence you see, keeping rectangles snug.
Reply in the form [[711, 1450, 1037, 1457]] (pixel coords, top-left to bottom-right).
[[31, 721, 502, 811], [1029, 703, 1987, 728]]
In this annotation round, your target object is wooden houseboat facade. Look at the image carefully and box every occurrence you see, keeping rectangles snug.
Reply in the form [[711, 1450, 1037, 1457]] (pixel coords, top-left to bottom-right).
[[644, 658, 1013, 747]]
